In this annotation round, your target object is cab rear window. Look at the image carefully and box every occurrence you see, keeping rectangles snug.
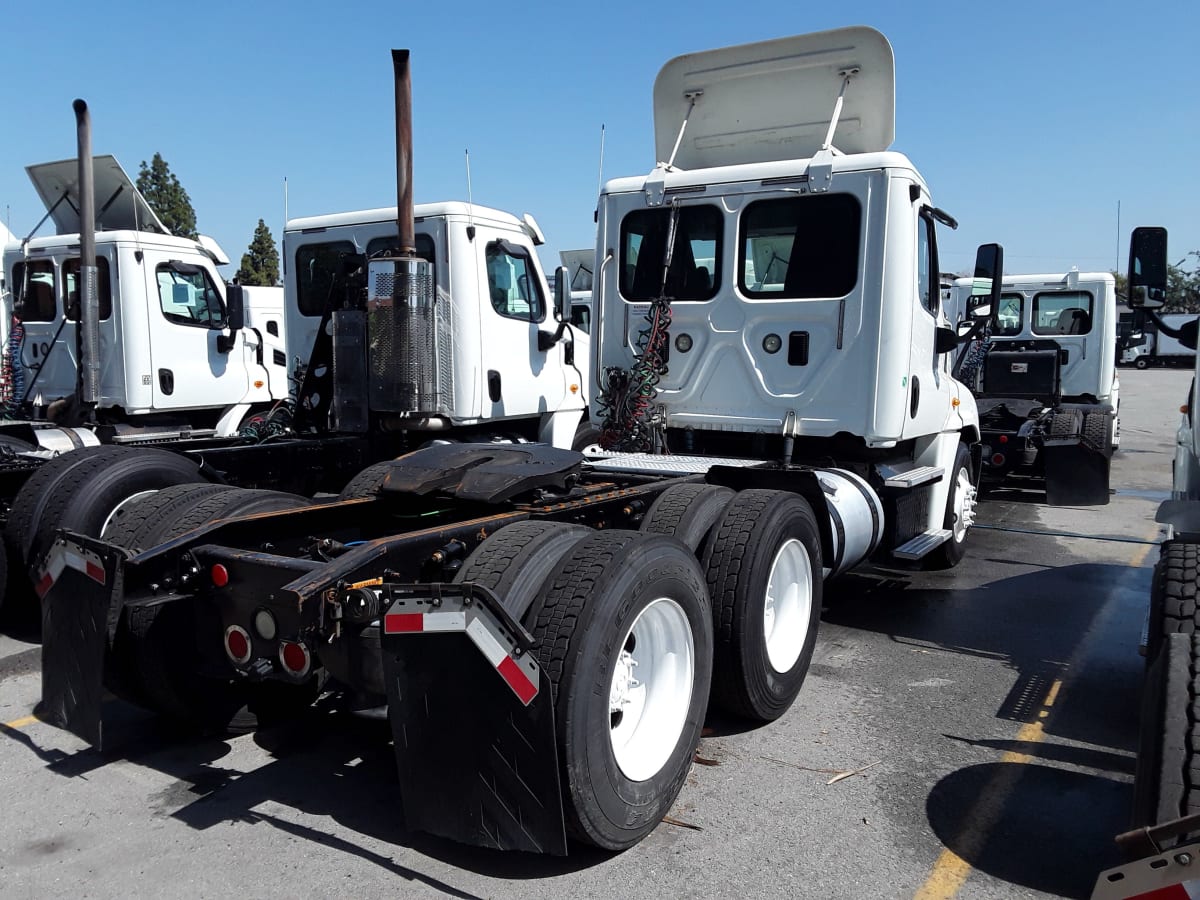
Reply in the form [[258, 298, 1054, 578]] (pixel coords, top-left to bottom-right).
[[620, 205, 721, 302], [739, 193, 861, 299]]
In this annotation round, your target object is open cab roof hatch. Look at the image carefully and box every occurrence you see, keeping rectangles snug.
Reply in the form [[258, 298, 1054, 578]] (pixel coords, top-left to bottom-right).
[[25, 155, 168, 236], [652, 26, 895, 171]]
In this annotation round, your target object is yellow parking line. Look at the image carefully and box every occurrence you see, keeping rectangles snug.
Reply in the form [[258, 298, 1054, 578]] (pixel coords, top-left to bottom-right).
[[914, 525, 1159, 899], [2, 714, 40, 730]]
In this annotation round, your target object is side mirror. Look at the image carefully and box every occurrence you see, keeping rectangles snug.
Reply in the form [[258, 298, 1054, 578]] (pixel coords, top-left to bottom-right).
[[553, 265, 570, 323], [1127, 226, 1168, 309], [935, 325, 959, 355], [218, 283, 245, 353], [968, 243, 1004, 327]]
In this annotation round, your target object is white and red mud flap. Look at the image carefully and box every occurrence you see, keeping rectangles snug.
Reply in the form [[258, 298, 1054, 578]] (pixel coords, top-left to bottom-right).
[[379, 582, 567, 855], [36, 532, 129, 748]]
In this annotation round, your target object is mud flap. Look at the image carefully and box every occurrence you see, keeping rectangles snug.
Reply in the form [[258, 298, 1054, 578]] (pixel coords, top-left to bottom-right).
[[379, 583, 567, 855], [1043, 440, 1110, 506], [36, 533, 128, 748]]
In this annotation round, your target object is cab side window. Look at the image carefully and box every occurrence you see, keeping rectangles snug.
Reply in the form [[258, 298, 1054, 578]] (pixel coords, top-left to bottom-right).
[[64, 257, 114, 321], [156, 263, 226, 328], [485, 241, 544, 322], [1032, 290, 1093, 336], [12, 260, 56, 322], [917, 209, 938, 315]]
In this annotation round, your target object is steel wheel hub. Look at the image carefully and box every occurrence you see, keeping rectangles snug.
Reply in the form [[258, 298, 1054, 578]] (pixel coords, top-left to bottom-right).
[[763, 538, 813, 674], [608, 597, 694, 782]]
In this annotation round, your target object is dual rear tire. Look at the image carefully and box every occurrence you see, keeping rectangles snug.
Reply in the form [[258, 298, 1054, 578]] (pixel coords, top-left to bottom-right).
[[455, 484, 823, 849]]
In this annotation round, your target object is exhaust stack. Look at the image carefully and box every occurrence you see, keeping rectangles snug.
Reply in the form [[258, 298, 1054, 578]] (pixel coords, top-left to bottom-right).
[[357, 49, 452, 422], [73, 99, 101, 410]]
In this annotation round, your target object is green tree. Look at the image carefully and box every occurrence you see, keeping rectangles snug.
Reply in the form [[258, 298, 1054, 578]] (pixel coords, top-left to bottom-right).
[[135, 153, 198, 239], [235, 219, 280, 286]]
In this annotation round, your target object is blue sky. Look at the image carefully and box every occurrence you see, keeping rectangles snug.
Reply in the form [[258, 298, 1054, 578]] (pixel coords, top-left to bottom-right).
[[2, 0, 1197, 279]]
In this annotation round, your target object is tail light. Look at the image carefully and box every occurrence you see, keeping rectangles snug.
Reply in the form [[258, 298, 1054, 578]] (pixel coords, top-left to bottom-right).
[[224, 625, 252, 665], [279, 641, 312, 678]]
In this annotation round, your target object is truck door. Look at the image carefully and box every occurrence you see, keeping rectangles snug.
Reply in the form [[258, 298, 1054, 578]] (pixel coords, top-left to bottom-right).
[[903, 207, 949, 437], [476, 234, 569, 420], [145, 259, 248, 411], [1030, 289, 1094, 398]]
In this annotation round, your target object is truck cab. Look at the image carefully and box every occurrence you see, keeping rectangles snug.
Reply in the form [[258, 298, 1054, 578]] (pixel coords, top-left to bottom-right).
[[589, 27, 983, 566], [283, 203, 587, 447], [949, 270, 1119, 504], [2, 157, 286, 436]]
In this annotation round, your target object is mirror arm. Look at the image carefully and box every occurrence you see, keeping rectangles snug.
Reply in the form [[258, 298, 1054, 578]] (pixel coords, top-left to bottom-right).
[[1144, 309, 1189, 339], [537, 322, 567, 352]]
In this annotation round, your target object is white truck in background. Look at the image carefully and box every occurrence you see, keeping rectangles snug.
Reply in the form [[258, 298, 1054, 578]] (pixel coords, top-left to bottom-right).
[[948, 270, 1118, 505], [2, 155, 289, 445], [1120, 312, 1196, 368], [282, 204, 588, 446], [0, 93, 590, 618], [558, 248, 594, 333]]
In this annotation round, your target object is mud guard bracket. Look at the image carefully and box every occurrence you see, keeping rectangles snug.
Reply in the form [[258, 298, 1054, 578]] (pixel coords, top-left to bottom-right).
[[379, 582, 567, 855]]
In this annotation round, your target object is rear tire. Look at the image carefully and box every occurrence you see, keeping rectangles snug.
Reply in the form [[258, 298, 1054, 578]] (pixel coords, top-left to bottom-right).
[[453, 520, 590, 621], [640, 483, 735, 554], [108, 487, 312, 732], [1134, 633, 1200, 837], [338, 461, 396, 500], [702, 489, 822, 722], [103, 483, 239, 552], [528, 530, 712, 850], [27, 447, 209, 570]]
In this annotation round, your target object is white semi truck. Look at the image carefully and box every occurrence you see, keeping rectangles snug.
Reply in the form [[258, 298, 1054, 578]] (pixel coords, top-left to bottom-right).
[[949, 270, 1119, 505], [0, 95, 587, 616], [36, 31, 998, 857]]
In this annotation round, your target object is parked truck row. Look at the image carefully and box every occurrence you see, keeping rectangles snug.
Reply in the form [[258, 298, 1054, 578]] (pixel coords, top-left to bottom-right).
[[948, 270, 1119, 505], [27, 29, 1005, 855]]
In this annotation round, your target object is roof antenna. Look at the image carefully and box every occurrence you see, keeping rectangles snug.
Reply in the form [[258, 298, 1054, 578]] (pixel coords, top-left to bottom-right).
[[596, 123, 606, 199], [464, 149, 476, 241]]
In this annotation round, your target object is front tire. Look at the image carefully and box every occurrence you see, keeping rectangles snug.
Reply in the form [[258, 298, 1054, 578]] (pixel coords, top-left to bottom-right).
[[926, 443, 975, 570]]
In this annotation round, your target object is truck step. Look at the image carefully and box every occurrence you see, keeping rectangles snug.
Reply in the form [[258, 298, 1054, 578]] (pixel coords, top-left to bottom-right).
[[109, 428, 217, 444], [892, 528, 952, 560], [882, 464, 944, 489], [584, 453, 768, 476]]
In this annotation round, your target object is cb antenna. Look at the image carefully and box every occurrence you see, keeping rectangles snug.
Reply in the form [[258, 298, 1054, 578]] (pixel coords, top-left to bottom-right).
[[596, 123, 606, 199], [464, 149, 476, 241]]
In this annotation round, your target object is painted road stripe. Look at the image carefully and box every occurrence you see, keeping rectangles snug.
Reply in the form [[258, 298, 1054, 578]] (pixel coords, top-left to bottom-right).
[[913, 531, 1158, 899], [2, 714, 40, 730]]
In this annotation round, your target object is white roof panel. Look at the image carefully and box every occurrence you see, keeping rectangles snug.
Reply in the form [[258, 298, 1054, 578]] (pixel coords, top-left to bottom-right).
[[653, 27, 895, 170], [26, 155, 167, 235]]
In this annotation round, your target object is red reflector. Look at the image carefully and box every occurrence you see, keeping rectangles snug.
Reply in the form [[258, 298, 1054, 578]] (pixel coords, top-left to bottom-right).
[[998, 435, 1008, 444], [211, 564, 229, 588], [384, 612, 424, 633], [35, 571, 55, 599], [497, 655, 538, 705], [280, 641, 308, 673], [992, 453, 1005, 465], [226, 629, 249, 662]]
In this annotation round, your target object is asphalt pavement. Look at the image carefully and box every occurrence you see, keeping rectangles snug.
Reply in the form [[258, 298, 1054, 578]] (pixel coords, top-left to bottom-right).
[[0, 367, 1190, 899]]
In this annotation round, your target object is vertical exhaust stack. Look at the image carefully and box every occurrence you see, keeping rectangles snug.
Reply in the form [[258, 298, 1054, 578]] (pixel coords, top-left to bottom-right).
[[74, 99, 101, 412], [362, 49, 453, 422]]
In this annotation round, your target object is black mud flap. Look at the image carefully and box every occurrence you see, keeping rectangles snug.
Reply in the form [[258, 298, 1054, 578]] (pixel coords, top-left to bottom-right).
[[36, 532, 128, 748], [379, 583, 566, 855], [1043, 440, 1110, 506]]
